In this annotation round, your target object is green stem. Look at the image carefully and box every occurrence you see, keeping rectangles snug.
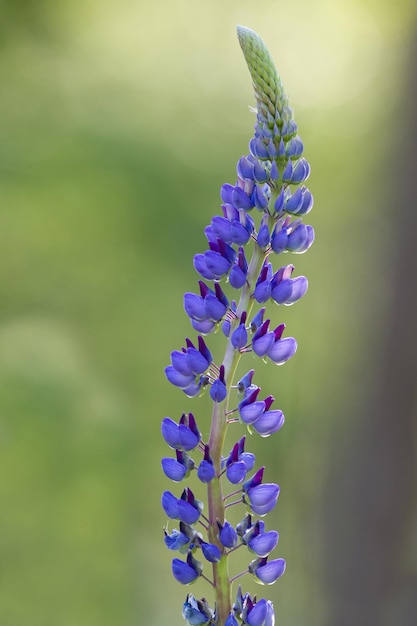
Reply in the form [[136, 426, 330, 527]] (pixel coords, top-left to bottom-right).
[[206, 199, 279, 624]]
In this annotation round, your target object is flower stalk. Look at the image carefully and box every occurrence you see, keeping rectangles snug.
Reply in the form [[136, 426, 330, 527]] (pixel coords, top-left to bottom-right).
[[161, 25, 314, 626]]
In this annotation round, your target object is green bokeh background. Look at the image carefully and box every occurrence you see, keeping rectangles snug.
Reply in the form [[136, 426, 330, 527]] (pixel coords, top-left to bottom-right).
[[1, 1, 417, 625]]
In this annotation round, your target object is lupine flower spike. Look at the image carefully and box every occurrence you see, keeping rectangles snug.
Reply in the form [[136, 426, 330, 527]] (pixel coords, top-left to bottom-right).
[[161, 25, 314, 625]]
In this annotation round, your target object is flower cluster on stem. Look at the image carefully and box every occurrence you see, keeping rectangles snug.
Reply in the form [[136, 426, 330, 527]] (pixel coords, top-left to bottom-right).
[[161, 25, 314, 626]]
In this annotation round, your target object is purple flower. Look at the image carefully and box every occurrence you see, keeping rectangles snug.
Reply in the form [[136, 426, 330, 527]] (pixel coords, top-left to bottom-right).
[[161, 449, 194, 482], [200, 540, 222, 562], [161, 414, 201, 451], [164, 527, 190, 551], [197, 445, 216, 483], [210, 364, 227, 403]]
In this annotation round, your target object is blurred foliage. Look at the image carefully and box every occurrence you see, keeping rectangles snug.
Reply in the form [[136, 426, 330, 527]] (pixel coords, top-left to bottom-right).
[[0, 1, 416, 625]]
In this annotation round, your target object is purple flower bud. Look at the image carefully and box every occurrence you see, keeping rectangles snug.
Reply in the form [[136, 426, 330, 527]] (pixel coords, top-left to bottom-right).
[[200, 541, 222, 562], [211, 215, 233, 242], [221, 183, 235, 204], [252, 184, 269, 210], [172, 552, 202, 585], [282, 159, 293, 182], [249, 557, 286, 584], [178, 414, 201, 450], [230, 247, 248, 289], [274, 188, 285, 213], [286, 135, 304, 158], [237, 369, 255, 394], [197, 445, 215, 483], [175, 488, 203, 525], [210, 365, 227, 403], [271, 224, 288, 254], [218, 520, 238, 548], [249, 137, 269, 160], [231, 322, 248, 350]]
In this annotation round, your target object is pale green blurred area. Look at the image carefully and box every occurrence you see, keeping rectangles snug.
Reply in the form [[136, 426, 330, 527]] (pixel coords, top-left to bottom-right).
[[1, 1, 417, 625]]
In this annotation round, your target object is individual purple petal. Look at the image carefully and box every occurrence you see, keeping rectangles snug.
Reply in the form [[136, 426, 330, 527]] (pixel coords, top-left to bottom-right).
[[220, 183, 235, 204], [165, 365, 195, 389], [253, 410, 285, 437], [291, 157, 310, 184], [285, 187, 304, 214], [245, 598, 267, 626], [268, 337, 297, 365], [231, 323, 248, 350], [226, 460, 247, 484], [177, 499, 201, 525], [274, 188, 285, 213], [205, 293, 228, 321], [193, 254, 217, 280], [229, 263, 247, 289], [161, 458, 188, 482], [282, 159, 293, 182], [271, 226, 288, 254], [171, 350, 193, 376], [248, 530, 279, 557], [162, 491, 179, 519], [246, 483, 280, 516], [257, 222, 270, 248], [231, 185, 254, 210], [186, 347, 209, 375], [184, 293, 207, 321], [210, 365, 227, 403], [211, 215, 233, 242], [251, 557, 286, 584], [204, 250, 231, 277], [239, 452, 255, 472], [272, 276, 308, 305], [239, 400, 266, 424], [178, 425, 200, 451], [161, 417, 181, 449], [191, 318, 216, 334]]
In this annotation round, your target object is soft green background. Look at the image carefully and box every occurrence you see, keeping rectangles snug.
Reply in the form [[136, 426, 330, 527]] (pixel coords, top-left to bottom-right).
[[1, 1, 416, 625]]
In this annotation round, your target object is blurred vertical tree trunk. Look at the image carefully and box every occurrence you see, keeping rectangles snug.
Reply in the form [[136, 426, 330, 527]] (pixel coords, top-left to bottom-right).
[[322, 34, 417, 626]]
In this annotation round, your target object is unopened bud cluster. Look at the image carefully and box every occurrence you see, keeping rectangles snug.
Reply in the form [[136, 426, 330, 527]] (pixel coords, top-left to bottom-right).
[[161, 26, 314, 626]]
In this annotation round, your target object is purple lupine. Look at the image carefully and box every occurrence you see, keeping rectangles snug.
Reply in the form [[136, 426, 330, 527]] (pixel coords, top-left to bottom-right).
[[160, 25, 315, 625]]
